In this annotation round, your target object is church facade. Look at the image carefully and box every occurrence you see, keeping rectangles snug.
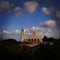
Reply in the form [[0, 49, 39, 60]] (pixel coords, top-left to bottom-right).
[[20, 28, 44, 43]]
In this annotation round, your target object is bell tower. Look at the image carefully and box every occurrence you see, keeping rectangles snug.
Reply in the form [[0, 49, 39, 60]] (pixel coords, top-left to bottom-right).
[[20, 28, 24, 42]]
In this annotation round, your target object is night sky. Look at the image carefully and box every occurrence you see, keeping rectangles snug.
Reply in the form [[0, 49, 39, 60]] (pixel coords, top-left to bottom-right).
[[0, 0, 60, 41]]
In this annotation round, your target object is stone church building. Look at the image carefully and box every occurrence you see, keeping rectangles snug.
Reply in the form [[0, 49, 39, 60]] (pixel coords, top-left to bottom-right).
[[20, 28, 44, 43]]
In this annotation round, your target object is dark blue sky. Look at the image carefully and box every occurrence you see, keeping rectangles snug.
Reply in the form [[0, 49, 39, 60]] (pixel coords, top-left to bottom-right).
[[0, 0, 60, 40]]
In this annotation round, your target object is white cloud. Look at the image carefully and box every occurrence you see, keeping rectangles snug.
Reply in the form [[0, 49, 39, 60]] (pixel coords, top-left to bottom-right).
[[0, 1, 13, 11], [24, 26, 60, 39], [1, 27, 59, 39], [31, 26, 39, 31], [41, 7, 54, 15], [1, 29, 21, 35], [14, 29, 20, 34], [56, 11, 60, 19], [14, 7, 23, 16], [3, 30, 11, 34], [24, 28, 32, 35], [23, 27, 45, 36], [24, 1, 38, 13], [41, 20, 56, 27], [23, 27, 57, 38], [31, 26, 45, 32], [47, 29, 52, 33], [13, 1, 38, 16], [45, 29, 60, 38]]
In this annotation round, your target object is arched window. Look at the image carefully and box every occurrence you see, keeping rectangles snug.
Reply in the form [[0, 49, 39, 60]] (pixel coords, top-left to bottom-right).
[[31, 38, 33, 42], [37, 39, 40, 42], [34, 39, 36, 42], [28, 39, 30, 41]]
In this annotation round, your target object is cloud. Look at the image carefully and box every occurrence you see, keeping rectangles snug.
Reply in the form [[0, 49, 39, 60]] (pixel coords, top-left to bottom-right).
[[24, 27, 60, 38], [13, 1, 38, 16], [45, 29, 60, 38], [11, 29, 21, 34], [47, 29, 52, 33], [24, 27, 45, 36], [41, 20, 56, 27], [56, 11, 60, 19], [0, 1, 13, 12], [14, 29, 20, 34], [31, 26, 45, 32], [41, 7, 55, 15], [3, 30, 11, 34], [24, 1, 38, 13], [14, 7, 23, 16], [23, 28, 32, 35], [0, 27, 59, 39], [0, 29, 21, 35]]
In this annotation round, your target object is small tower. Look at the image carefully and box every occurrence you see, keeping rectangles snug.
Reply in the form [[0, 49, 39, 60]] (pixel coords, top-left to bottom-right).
[[20, 28, 24, 42]]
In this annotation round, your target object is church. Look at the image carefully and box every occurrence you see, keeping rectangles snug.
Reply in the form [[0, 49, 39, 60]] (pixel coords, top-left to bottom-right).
[[20, 28, 44, 43]]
